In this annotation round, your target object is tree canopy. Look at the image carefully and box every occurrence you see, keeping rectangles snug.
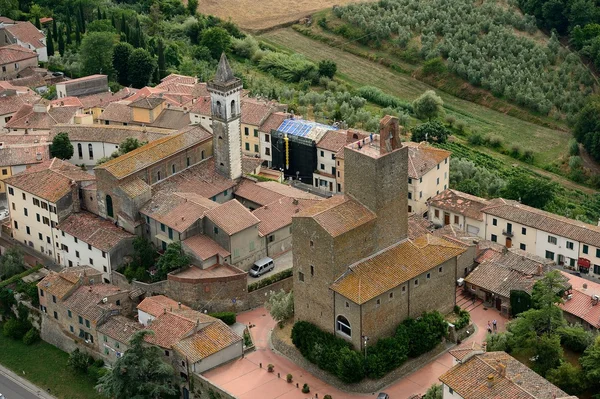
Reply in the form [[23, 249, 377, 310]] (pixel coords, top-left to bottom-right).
[[96, 330, 177, 399], [127, 48, 157, 88], [412, 90, 444, 121], [50, 132, 74, 160], [200, 27, 231, 59], [0, 247, 25, 280], [80, 31, 116, 77], [501, 175, 558, 209], [265, 289, 294, 323], [411, 121, 449, 143]]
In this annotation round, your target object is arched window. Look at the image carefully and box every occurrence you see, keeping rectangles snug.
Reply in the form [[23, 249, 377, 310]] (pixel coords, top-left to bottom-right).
[[216, 101, 222, 118], [88, 144, 94, 159], [77, 143, 83, 159], [336, 315, 351, 337], [201, 150, 205, 159], [230, 100, 236, 117], [105, 195, 114, 218]]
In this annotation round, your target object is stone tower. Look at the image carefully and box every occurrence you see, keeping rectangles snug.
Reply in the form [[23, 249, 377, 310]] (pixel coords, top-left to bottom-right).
[[344, 115, 408, 251], [207, 53, 243, 180]]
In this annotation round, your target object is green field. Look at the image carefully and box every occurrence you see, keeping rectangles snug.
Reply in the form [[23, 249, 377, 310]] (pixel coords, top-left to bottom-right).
[[260, 28, 572, 167], [0, 335, 102, 399]]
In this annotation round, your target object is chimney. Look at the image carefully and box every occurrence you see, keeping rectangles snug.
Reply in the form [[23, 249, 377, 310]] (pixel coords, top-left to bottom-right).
[[537, 264, 543, 276], [71, 181, 81, 213], [487, 374, 495, 388], [497, 363, 506, 378], [33, 103, 47, 113], [292, 199, 298, 205]]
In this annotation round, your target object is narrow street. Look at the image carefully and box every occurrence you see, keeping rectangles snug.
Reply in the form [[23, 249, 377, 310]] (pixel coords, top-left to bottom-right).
[[0, 365, 56, 399]]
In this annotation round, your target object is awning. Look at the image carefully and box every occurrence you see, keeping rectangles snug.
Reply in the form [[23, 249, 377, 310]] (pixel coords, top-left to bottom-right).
[[578, 258, 591, 268]]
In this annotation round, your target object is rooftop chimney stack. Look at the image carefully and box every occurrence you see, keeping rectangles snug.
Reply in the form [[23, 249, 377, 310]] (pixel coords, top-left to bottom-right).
[[487, 374, 495, 388]]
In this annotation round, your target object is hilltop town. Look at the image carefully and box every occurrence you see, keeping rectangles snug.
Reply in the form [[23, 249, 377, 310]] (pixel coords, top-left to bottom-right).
[[1, 3, 600, 399]]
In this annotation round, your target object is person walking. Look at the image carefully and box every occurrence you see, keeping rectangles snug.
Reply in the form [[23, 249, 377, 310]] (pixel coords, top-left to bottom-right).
[[493, 319, 497, 332], [487, 321, 492, 334]]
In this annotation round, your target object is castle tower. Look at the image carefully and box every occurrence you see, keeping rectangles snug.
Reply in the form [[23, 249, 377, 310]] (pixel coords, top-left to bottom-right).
[[207, 54, 243, 180]]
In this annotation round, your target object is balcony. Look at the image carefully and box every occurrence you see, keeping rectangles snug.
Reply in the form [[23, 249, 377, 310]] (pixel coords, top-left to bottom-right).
[[502, 229, 514, 237]]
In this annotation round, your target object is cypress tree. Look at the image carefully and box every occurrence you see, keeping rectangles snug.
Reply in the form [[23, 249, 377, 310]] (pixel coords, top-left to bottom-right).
[[75, 22, 81, 45], [120, 14, 126, 34], [58, 27, 65, 55], [52, 18, 57, 39], [103, 11, 107, 20], [79, 2, 85, 33], [111, 14, 116, 29], [34, 16, 41, 29], [97, 6, 101, 21], [65, 12, 72, 45], [157, 38, 166, 80], [46, 28, 54, 57]]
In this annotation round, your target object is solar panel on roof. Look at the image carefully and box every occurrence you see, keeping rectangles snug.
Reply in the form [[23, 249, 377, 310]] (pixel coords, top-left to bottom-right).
[[277, 119, 336, 138]]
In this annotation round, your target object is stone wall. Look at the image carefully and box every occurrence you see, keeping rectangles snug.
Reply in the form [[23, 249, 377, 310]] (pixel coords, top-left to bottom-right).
[[111, 271, 167, 296], [246, 276, 293, 309], [40, 316, 79, 354], [191, 373, 237, 399], [271, 324, 452, 394]]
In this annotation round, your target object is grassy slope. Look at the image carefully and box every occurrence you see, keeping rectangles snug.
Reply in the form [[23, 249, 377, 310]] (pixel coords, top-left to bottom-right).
[[0, 336, 102, 399], [260, 28, 594, 195]]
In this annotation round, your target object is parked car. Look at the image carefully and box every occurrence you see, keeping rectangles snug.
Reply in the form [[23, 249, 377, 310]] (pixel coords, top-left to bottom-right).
[[249, 257, 274, 277], [51, 71, 64, 77], [376, 393, 389, 399]]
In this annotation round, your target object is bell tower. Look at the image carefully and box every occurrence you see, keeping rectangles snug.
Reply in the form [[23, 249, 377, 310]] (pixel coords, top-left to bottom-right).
[[208, 53, 243, 180]]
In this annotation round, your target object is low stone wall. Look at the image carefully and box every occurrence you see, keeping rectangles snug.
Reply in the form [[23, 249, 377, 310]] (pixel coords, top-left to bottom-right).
[[40, 317, 79, 354], [111, 271, 167, 295], [191, 373, 237, 399], [246, 276, 293, 310], [271, 325, 453, 394]]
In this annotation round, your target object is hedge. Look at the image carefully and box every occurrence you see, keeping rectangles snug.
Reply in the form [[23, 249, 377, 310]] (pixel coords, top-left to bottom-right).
[[291, 311, 448, 383], [453, 307, 471, 330], [209, 312, 236, 326], [0, 265, 43, 289], [248, 269, 292, 292]]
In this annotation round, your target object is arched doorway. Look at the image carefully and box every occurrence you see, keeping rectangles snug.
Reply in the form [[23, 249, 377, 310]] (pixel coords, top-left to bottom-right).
[[336, 315, 351, 337]]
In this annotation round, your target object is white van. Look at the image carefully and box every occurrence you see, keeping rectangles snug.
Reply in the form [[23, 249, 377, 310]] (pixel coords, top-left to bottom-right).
[[249, 257, 274, 277]]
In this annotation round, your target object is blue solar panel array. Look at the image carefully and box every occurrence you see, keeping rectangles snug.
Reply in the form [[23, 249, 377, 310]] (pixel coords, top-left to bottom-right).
[[276, 118, 337, 137]]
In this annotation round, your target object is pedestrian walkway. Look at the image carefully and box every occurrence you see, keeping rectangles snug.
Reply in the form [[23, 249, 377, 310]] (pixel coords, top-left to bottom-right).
[[203, 301, 509, 399]]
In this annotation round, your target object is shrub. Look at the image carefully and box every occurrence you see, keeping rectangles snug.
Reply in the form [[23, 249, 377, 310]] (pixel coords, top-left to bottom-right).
[[318, 59, 337, 78], [0, 265, 42, 289], [324, 396, 333, 399], [453, 308, 471, 330], [522, 149, 535, 163], [302, 383, 310, 393], [546, 362, 586, 396], [445, 115, 456, 127], [258, 52, 318, 83], [411, 121, 450, 143], [568, 138, 579, 156], [286, 373, 293, 383], [356, 86, 413, 112], [247, 269, 292, 292], [557, 325, 594, 353], [267, 363, 274, 372], [3, 318, 30, 340], [455, 120, 467, 133], [510, 145, 522, 158], [468, 131, 484, 145], [208, 312, 236, 326], [487, 135, 503, 148], [403, 311, 448, 357], [22, 327, 40, 345], [422, 57, 446, 75], [67, 349, 93, 374]]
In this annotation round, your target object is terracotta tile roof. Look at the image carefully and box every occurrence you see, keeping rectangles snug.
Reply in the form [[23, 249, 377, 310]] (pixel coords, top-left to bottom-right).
[[94, 126, 211, 179], [242, 156, 262, 175], [50, 96, 83, 108], [432, 224, 480, 246], [317, 130, 348, 152], [559, 272, 600, 329], [192, 83, 209, 97], [253, 197, 320, 235], [0, 17, 15, 23], [153, 158, 236, 200], [0, 81, 36, 94], [483, 198, 600, 247], [439, 351, 569, 399], [137, 295, 189, 317], [407, 214, 434, 240], [448, 342, 484, 361], [404, 142, 450, 179], [60, 74, 106, 85], [140, 191, 218, 233], [0, 144, 49, 167], [130, 96, 164, 110], [37, 272, 79, 299], [0, 93, 39, 116], [78, 88, 136, 109], [118, 178, 151, 199], [234, 178, 285, 207], [144, 309, 215, 349], [205, 199, 260, 235], [62, 284, 125, 322], [57, 212, 134, 252], [161, 94, 193, 108], [0, 133, 49, 145], [241, 98, 275, 126], [158, 74, 198, 86], [5, 103, 79, 129], [4, 22, 45, 49], [50, 124, 173, 145], [4, 158, 95, 202], [174, 320, 241, 363], [97, 315, 141, 344], [182, 234, 230, 261], [97, 102, 132, 123], [430, 190, 490, 222], [466, 261, 541, 299], [259, 111, 288, 133], [170, 264, 244, 280], [475, 247, 553, 275], [124, 86, 165, 103], [295, 196, 376, 238], [255, 181, 321, 200], [39, 17, 53, 25], [190, 96, 211, 115], [331, 235, 465, 304], [149, 108, 189, 130]]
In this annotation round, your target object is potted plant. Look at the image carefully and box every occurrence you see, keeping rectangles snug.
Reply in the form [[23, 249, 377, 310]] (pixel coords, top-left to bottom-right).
[[324, 395, 333, 399], [286, 374, 293, 383], [302, 383, 310, 394], [267, 363, 274, 372]]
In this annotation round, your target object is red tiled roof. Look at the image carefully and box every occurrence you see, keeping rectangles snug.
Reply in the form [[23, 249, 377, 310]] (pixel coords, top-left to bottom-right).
[[259, 111, 288, 133], [241, 98, 275, 126], [60, 74, 106, 85], [173, 320, 241, 363], [234, 178, 284, 207], [50, 96, 83, 108], [57, 212, 134, 252], [0, 82, 36, 95], [407, 214, 434, 240], [144, 309, 215, 349], [183, 235, 230, 261], [6, 103, 79, 129], [0, 44, 38, 64], [137, 295, 189, 317], [4, 22, 45, 49], [253, 197, 320, 235], [0, 144, 49, 167], [78, 88, 136, 109], [189, 96, 211, 115], [140, 191, 218, 233], [50, 124, 172, 145], [429, 189, 490, 222], [97, 102, 132, 123], [205, 199, 260, 235], [295, 196, 376, 238], [4, 158, 95, 202], [559, 272, 600, 328], [62, 284, 124, 322], [255, 181, 320, 200], [317, 130, 348, 152], [404, 142, 450, 179], [97, 315, 141, 344]]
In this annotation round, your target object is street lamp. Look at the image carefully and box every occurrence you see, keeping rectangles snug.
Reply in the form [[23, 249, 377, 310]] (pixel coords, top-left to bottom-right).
[[362, 335, 369, 359]]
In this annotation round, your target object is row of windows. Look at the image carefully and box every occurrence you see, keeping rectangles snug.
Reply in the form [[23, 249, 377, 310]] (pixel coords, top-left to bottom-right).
[[77, 143, 95, 160], [8, 189, 56, 213], [154, 151, 205, 182], [244, 127, 259, 137]]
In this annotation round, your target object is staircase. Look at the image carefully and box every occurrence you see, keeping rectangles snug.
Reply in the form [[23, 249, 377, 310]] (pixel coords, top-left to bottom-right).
[[456, 286, 483, 312]]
